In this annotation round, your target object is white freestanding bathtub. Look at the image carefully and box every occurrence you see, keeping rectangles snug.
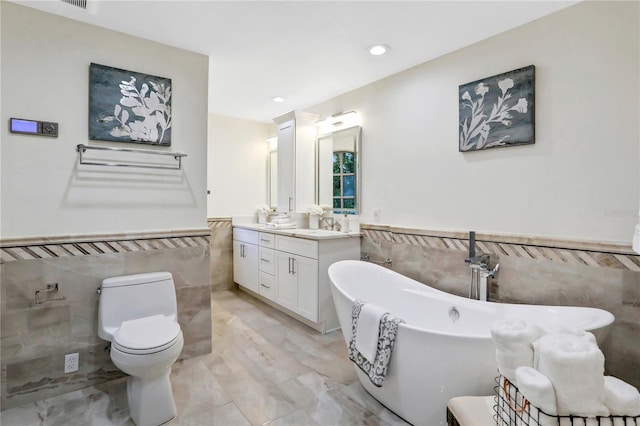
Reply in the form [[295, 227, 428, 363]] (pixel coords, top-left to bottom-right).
[[328, 260, 615, 426]]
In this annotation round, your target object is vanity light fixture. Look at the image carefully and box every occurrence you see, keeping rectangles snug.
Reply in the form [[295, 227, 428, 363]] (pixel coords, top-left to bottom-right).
[[316, 111, 361, 135], [368, 44, 389, 56], [271, 96, 285, 103]]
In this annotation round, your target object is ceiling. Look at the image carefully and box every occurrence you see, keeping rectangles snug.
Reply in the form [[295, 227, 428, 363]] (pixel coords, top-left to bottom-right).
[[13, 0, 578, 123]]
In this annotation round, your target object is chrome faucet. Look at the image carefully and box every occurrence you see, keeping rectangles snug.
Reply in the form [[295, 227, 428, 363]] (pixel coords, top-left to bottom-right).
[[321, 217, 335, 230], [465, 231, 498, 301]]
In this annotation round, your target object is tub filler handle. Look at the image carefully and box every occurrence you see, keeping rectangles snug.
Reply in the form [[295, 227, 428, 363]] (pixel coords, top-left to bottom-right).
[[361, 253, 393, 267]]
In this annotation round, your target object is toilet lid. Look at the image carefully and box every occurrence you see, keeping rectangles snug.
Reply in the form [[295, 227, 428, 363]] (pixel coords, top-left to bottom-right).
[[113, 314, 181, 354]]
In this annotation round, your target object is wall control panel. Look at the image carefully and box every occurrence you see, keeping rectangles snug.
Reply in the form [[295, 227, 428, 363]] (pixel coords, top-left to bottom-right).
[[9, 118, 58, 137]]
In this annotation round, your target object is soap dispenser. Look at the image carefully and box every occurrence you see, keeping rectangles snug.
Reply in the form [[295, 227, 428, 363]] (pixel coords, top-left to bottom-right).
[[341, 214, 349, 233]]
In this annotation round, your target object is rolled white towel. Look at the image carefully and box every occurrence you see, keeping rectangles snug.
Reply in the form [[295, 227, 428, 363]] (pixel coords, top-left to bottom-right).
[[604, 376, 640, 416], [532, 328, 597, 369], [491, 319, 543, 383], [535, 333, 609, 417], [516, 366, 558, 416]]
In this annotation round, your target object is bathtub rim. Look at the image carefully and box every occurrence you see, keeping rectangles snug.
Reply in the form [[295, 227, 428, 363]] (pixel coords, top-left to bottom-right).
[[328, 259, 616, 339]]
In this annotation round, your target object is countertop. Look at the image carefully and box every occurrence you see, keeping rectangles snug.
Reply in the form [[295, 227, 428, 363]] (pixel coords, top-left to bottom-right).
[[233, 223, 361, 241]]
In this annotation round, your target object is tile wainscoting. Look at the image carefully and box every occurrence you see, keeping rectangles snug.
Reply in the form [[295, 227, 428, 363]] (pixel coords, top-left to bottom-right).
[[0, 229, 212, 410], [208, 218, 234, 292], [361, 224, 640, 389]]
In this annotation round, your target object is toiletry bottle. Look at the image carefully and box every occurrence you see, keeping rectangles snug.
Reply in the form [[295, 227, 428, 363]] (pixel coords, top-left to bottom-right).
[[341, 214, 349, 233]]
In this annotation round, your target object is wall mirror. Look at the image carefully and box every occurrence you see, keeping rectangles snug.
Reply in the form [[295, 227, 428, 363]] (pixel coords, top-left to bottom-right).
[[267, 136, 278, 209], [317, 125, 361, 214]]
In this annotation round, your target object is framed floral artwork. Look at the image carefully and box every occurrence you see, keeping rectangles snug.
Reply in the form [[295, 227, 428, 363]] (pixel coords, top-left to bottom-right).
[[89, 63, 172, 146], [458, 65, 535, 152]]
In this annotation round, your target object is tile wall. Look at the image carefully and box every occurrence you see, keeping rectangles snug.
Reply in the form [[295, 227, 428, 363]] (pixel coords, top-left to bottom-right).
[[0, 230, 212, 410], [208, 219, 234, 292], [361, 225, 640, 389]]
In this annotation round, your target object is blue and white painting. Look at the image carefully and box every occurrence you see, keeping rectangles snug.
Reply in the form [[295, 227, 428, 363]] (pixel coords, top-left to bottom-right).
[[89, 63, 172, 146], [459, 65, 534, 152]]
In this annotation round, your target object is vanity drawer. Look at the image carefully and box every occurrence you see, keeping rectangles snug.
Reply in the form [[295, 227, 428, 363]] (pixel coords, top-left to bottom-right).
[[275, 235, 318, 259], [259, 232, 275, 248], [233, 228, 259, 245], [259, 271, 275, 301], [259, 247, 275, 274]]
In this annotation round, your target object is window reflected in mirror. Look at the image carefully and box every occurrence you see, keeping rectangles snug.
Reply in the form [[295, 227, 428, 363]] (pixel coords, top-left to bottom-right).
[[317, 126, 360, 214], [333, 151, 356, 211]]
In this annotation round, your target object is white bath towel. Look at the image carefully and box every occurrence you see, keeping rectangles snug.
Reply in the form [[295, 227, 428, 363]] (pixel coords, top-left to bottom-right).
[[532, 328, 597, 369], [491, 319, 543, 384], [269, 215, 292, 224], [534, 333, 609, 417], [355, 302, 386, 364], [265, 222, 297, 229], [516, 366, 558, 416], [603, 376, 640, 416], [348, 300, 403, 387], [539, 325, 597, 344]]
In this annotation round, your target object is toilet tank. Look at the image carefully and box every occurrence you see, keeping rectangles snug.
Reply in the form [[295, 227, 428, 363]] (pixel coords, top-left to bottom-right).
[[98, 271, 178, 341]]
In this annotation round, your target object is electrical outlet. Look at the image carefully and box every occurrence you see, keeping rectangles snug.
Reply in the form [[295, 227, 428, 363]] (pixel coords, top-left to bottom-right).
[[373, 208, 381, 222], [64, 353, 79, 373]]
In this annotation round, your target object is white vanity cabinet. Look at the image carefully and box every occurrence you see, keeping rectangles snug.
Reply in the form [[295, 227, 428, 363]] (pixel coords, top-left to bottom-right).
[[233, 228, 259, 293], [274, 111, 319, 213], [232, 225, 360, 333]]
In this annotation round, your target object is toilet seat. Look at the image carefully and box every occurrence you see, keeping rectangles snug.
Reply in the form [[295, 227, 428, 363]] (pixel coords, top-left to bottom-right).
[[113, 314, 181, 355]]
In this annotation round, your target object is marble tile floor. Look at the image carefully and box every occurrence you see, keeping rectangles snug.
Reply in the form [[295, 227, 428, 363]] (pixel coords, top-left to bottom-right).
[[1, 289, 409, 426]]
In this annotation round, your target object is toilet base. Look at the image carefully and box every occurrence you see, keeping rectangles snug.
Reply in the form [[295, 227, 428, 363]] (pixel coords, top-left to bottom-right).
[[127, 374, 177, 426]]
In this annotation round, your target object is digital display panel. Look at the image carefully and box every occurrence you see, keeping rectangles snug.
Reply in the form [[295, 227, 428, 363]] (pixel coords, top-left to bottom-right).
[[10, 118, 38, 134]]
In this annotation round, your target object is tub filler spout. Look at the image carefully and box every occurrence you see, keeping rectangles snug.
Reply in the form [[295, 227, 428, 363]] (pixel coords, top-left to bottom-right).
[[466, 254, 498, 301]]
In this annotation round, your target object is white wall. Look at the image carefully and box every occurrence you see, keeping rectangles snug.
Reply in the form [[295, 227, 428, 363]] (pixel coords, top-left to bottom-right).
[[207, 114, 272, 218], [0, 3, 209, 239], [306, 1, 639, 244]]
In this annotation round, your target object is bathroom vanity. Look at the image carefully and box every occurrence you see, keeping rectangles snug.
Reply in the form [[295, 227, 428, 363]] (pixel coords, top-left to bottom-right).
[[232, 224, 360, 333]]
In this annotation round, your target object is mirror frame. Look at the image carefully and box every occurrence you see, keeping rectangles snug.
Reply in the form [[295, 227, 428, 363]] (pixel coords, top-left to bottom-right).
[[315, 125, 361, 215]]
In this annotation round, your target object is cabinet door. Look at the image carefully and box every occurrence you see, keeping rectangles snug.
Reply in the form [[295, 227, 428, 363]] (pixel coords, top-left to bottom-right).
[[277, 120, 295, 212], [233, 241, 259, 293], [295, 256, 319, 322], [276, 252, 297, 312]]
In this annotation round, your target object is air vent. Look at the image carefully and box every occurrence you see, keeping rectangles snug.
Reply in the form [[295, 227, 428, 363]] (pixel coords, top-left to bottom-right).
[[60, 0, 87, 9]]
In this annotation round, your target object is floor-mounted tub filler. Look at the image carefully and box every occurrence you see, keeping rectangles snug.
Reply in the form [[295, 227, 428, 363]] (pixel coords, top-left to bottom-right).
[[328, 260, 615, 426]]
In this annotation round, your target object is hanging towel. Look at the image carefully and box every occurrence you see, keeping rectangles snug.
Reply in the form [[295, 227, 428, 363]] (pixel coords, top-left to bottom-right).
[[490, 318, 543, 384], [348, 300, 403, 387], [355, 303, 386, 364], [603, 376, 640, 417], [534, 333, 609, 418]]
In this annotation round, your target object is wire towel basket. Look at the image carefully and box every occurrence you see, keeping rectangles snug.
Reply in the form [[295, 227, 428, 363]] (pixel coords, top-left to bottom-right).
[[493, 376, 639, 426]]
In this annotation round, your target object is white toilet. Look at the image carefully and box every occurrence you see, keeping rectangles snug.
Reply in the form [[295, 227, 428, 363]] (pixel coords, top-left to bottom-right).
[[98, 272, 184, 426]]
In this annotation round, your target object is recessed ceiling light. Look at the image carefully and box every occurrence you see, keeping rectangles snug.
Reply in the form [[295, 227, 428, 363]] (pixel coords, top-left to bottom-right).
[[271, 96, 285, 103], [368, 44, 389, 56]]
